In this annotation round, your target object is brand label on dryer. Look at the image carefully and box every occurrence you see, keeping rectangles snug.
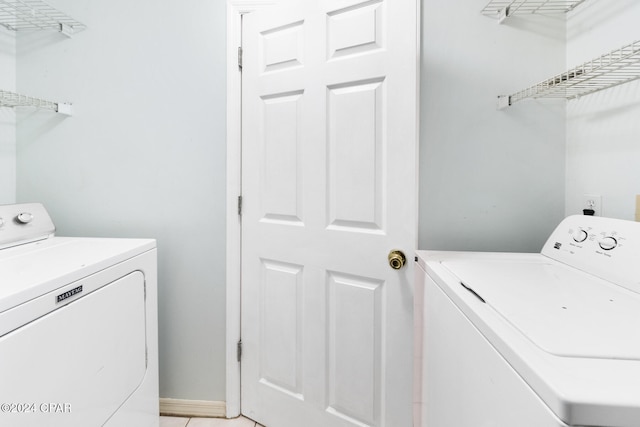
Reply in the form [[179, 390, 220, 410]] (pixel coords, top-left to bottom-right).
[[56, 285, 83, 303]]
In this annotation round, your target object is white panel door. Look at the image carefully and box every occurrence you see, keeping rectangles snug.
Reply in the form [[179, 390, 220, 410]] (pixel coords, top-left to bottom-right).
[[241, 1, 418, 426]]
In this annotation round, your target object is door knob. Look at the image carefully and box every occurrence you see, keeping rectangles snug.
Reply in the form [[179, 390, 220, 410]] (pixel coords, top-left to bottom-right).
[[388, 250, 406, 270]]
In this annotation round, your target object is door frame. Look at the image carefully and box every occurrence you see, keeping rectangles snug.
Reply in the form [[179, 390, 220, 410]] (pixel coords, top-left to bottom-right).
[[226, 0, 278, 418]]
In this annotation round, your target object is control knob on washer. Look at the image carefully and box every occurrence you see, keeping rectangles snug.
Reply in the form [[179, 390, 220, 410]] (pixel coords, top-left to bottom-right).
[[598, 236, 618, 251], [572, 229, 588, 243], [16, 212, 33, 224]]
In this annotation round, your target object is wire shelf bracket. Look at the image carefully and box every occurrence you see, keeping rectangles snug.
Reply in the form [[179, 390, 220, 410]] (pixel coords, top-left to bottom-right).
[[0, 0, 86, 36], [498, 41, 640, 109], [482, 0, 587, 23], [0, 89, 72, 116]]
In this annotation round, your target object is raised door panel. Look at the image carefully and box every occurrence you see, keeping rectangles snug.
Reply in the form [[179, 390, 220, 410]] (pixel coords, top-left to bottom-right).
[[260, 91, 305, 225], [259, 259, 304, 399], [326, 271, 383, 427], [260, 20, 305, 73], [327, 79, 385, 233], [327, 1, 384, 60]]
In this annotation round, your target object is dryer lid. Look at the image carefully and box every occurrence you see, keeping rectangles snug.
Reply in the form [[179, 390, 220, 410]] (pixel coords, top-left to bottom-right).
[[442, 259, 640, 361], [0, 237, 155, 314]]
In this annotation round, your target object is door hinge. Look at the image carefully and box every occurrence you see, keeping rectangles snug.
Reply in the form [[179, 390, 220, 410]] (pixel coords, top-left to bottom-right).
[[238, 195, 243, 216], [238, 46, 243, 70], [237, 340, 243, 362]]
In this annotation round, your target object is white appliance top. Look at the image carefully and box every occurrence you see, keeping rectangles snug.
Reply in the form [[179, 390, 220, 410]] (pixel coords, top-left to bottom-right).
[[0, 203, 155, 314], [442, 258, 640, 360], [417, 215, 640, 427]]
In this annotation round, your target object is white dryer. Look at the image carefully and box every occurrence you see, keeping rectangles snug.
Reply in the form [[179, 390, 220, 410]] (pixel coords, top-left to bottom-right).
[[0, 203, 158, 427], [415, 215, 640, 427]]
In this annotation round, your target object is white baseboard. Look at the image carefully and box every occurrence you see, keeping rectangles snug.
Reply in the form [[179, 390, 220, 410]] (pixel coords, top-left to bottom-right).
[[159, 398, 226, 418]]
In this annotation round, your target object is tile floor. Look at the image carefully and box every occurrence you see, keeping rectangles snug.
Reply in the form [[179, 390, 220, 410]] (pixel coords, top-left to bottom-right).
[[160, 415, 265, 427]]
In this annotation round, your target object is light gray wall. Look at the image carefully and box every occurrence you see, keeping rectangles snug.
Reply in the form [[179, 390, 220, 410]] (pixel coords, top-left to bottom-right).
[[13, 0, 570, 403], [0, 26, 16, 204], [565, 0, 640, 220], [16, 0, 227, 401], [419, 0, 567, 252]]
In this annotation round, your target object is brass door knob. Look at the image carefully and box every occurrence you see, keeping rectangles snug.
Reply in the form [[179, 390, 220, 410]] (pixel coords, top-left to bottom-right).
[[388, 250, 406, 270]]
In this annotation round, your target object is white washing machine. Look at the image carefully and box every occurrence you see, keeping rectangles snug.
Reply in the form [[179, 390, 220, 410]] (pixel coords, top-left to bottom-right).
[[0, 203, 158, 427], [414, 215, 640, 427]]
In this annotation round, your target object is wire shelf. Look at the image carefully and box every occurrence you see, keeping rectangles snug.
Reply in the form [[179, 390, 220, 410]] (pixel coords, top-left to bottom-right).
[[498, 41, 640, 108], [0, 0, 85, 34], [0, 89, 71, 115], [482, 0, 587, 20]]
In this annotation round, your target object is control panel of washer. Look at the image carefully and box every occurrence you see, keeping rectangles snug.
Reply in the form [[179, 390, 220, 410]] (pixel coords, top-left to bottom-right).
[[542, 215, 640, 294], [0, 203, 55, 249]]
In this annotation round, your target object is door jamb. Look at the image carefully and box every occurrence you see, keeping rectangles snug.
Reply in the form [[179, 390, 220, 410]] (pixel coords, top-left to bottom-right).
[[226, 0, 278, 418]]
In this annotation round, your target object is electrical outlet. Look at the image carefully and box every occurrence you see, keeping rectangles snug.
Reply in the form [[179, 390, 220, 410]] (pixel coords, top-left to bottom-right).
[[581, 194, 602, 216]]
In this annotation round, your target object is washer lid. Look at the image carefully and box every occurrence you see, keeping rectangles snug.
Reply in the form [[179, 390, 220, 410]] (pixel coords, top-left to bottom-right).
[[442, 259, 640, 360]]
